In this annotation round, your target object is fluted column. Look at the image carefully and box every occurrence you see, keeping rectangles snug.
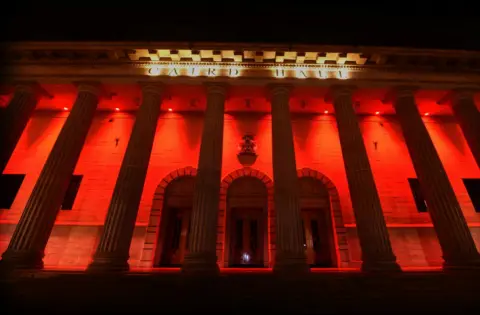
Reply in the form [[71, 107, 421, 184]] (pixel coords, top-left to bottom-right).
[[269, 84, 308, 274], [181, 83, 226, 275], [87, 84, 163, 272], [392, 86, 480, 269], [0, 83, 48, 174], [449, 89, 480, 168], [0, 83, 102, 269], [331, 85, 399, 271]]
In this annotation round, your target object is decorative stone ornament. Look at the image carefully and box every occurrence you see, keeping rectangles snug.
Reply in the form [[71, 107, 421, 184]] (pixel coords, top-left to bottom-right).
[[237, 134, 258, 167]]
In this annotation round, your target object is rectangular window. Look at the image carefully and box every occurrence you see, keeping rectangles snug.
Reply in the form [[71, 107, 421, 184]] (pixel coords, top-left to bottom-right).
[[61, 175, 82, 210], [0, 174, 25, 209], [408, 178, 427, 213], [463, 179, 480, 213]]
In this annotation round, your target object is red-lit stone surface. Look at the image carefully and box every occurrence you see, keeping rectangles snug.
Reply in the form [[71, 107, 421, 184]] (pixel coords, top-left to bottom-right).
[[0, 85, 479, 270]]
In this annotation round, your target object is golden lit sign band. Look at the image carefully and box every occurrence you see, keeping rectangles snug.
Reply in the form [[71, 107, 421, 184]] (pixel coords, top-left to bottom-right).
[[145, 64, 350, 80]]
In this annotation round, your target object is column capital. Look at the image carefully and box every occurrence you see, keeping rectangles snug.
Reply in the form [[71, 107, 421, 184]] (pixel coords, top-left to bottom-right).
[[10, 81, 52, 99], [138, 82, 165, 97], [437, 88, 478, 106], [73, 81, 111, 99], [266, 83, 292, 100], [204, 83, 228, 97], [383, 85, 418, 104], [324, 85, 356, 103]]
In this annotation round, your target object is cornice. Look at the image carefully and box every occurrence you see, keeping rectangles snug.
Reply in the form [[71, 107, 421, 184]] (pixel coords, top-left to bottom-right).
[[2, 42, 480, 88], [3, 41, 480, 56], [3, 42, 480, 70]]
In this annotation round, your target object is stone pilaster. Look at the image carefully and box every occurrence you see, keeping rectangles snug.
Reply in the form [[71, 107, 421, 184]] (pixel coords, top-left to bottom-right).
[[181, 83, 226, 275], [0, 83, 101, 269], [87, 84, 164, 272], [331, 85, 399, 271], [392, 86, 480, 269], [449, 89, 480, 168], [269, 84, 309, 274], [0, 83, 49, 174]]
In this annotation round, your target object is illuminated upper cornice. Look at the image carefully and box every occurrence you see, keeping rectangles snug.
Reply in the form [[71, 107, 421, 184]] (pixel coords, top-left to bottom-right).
[[2, 42, 480, 89], [3, 41, 480, 71]]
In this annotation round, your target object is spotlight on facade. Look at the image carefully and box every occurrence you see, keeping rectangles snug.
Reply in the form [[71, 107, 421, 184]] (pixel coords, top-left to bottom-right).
[[228, 67, 241, 77], [274, 68, 286, 78], [338, 69, 348, 79], [63, 107, 69, 111], [115, 107, 120, 111], [318, 70, 328, 79], [295, 68, 308, 79], [424, 112, 430, 116], [207, 67, 218, 77], [324, 110, 329, 114], [188, 66, 200, 77], [168, 108, 173, 112], [375, 111, 380, 115], [148, 67, 161, 76]]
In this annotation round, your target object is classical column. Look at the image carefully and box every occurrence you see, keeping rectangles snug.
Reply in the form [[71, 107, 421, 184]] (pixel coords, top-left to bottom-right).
[[0, 83, 102, 269], [269, 84, 308, 274], [392, 86, 480, 269], [330, 85, 399, 271], [0, 83, 49, 174], [87, 84, 163, 272], [181, 83, 226, 275], [449, 89, 480, 168]]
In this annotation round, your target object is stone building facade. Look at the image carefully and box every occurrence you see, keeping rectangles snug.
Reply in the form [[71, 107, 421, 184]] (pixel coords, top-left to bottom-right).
[[0, 42, 479, 273]]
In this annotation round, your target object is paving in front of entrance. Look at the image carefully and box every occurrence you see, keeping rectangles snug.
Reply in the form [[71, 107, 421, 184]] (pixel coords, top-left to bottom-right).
[[1, 269, 479, 314]]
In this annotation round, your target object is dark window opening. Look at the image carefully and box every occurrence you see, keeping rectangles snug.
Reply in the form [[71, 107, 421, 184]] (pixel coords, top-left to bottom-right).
[[311, 220, 320, 251], [463, 179, 480, 213], [61, 175, 82, 210], [250, 219, 258, 252], [171, 216, 182, 250], [0, 174, 25, 209], [235, 220, 243, 249], [185, 218, 191, 250], [408, 178, 427, 213], [301, 220, 306, 246]]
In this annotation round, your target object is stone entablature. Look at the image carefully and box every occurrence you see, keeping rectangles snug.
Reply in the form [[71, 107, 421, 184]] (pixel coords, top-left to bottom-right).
[[2, 42, 480, 88]]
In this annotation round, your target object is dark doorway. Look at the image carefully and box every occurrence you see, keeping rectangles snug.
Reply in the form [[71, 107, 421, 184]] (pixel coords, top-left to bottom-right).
[[226, 177, 268, 267], [229, 207, 264, 267], [159, 207, 191, 266], [154, 176, 195, 267], [298, 177, 337, 267], [301, 208, 334, 267]]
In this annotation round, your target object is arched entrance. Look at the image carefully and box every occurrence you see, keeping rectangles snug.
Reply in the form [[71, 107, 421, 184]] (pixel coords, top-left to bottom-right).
[[153, 175, 195, 267], [298, 176, 337, 267], [295, 168, 351, 268], [225, 176, 268, 267]]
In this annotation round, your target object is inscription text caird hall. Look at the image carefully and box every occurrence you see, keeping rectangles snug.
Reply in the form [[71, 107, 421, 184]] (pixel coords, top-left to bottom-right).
[[145, 64, 351, 80]]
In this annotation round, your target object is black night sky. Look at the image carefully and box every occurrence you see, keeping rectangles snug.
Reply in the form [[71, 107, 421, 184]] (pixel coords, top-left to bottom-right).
[[0, 2, 479, 50]]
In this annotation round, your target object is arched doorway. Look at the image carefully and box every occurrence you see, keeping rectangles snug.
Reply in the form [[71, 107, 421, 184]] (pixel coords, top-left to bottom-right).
[[298, 176, 337, 267], [226, 176, 268, 267], [153, 175, 195, 267]]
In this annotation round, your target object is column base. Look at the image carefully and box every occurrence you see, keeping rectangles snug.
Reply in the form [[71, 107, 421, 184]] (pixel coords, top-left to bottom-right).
[[443, 255, 480, 271], [273, 252, 310, 276], [181, 252, 219, 276], [0, 249, 44, 271], [86, 253, 130, 273], [361, 259, 402, 272]]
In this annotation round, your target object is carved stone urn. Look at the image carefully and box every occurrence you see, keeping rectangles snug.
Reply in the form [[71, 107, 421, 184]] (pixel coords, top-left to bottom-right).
[[237, 134, 258, 167]]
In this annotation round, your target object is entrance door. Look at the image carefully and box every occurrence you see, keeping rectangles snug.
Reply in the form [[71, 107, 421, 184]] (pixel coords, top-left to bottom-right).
[[160, 207, 191, 266], [301, 208, 333, 267], [229, 207, 264, 267]]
